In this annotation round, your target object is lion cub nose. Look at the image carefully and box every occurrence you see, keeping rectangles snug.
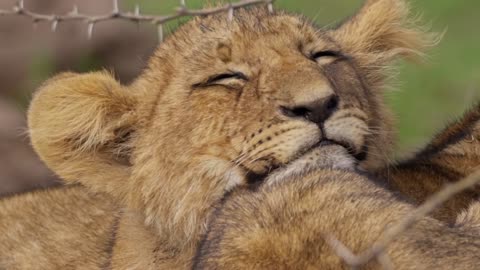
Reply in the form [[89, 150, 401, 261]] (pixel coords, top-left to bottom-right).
[[280, 94, 339, 125]]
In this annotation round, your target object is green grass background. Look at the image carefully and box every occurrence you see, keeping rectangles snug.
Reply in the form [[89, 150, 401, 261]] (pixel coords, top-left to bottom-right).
[[42, 1, 480, 155]]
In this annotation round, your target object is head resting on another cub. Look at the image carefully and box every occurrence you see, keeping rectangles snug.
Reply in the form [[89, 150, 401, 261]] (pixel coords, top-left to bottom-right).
[[28, 0, 436, 250]]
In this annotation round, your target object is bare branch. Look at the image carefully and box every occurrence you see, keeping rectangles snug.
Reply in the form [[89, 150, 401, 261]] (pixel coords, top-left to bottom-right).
[[325, 168, 480, 269]]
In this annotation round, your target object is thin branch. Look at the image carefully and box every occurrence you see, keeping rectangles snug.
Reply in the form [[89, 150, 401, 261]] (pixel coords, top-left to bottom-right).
[[326, 168, 480, 269]]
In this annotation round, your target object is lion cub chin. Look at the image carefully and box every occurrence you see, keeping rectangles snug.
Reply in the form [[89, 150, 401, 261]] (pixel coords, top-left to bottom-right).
[[266, 143, 356, 186]]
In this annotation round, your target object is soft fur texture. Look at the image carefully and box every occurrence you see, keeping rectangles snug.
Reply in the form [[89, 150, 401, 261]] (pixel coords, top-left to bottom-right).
[[194, 154, 480, 269], [0, 0, 476, 269], [0, 185, 120, 269]]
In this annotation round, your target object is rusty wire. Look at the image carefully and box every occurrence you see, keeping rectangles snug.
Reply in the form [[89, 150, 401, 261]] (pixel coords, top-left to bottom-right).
[[0, 0, 275, 41]]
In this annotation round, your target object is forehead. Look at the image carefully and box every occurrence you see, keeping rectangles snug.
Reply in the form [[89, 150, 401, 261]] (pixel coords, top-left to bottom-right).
[[163, 8, 331, 63]]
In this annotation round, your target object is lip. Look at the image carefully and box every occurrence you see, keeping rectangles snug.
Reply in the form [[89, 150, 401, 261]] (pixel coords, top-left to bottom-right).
[[245, 170, 270, 187], [319, 138, 367, 162], [245, 139, 366, 186]]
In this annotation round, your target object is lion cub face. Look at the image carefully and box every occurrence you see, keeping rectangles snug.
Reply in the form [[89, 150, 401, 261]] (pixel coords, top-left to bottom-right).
[[29, 0, 434, 248], [138, 8, 397, 181]]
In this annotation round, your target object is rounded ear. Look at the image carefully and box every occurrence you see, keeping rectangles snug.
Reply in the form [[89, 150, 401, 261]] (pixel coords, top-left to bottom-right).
[[333, 0, 437, 58], [330, 0, 439, 86], [28, 71, 138, 200]]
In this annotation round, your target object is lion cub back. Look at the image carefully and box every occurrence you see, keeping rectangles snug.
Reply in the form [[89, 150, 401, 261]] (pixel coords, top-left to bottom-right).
[[0, 185, 120, 269]]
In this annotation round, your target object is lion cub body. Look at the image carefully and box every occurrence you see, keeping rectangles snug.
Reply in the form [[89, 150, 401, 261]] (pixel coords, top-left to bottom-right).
[[0, 186, 119, 269], [0, 0, 478, 269], [379, 102, 480, 222], [195, 168, 480, 269]]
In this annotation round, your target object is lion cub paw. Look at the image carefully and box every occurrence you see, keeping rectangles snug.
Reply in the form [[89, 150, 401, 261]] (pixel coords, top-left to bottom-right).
[[455, 201, 480, 233], [266, 144, 355, 186]]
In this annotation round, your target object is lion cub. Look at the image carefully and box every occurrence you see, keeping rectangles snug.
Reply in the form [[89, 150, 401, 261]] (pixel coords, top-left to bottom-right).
[[194, 145, 480, 269], [0, 0, 458, 269], [378, 102, 480, 222]]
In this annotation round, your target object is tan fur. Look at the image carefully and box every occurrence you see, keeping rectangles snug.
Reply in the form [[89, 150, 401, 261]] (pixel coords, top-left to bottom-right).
[[456, 201, 480, 233], [378, 102, 480, 222], [194, 150, 480, 269], [0, 185, 120, 269], [0, 0, 457, 269]]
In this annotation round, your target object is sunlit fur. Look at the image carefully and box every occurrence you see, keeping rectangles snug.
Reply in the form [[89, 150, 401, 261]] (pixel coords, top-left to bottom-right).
[[194, 103, 480, 270], [194, 161, 480, 270], [0, 0, 448, 269]]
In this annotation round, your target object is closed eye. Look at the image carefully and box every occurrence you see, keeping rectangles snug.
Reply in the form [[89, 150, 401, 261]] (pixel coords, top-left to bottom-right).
[[312, 50, 339, 59], [193, 71, 248, 89], [206, 72, 248, 85], [311, 50, 342, 65]]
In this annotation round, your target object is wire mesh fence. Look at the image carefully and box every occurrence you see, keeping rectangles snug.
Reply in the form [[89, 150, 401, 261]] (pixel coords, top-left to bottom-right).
[[0, 0, 274, 41]]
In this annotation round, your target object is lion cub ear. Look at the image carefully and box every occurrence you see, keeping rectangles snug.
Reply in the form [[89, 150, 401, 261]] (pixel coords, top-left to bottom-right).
[[28, 71, 137, 200], [332, 0, 438, 67]]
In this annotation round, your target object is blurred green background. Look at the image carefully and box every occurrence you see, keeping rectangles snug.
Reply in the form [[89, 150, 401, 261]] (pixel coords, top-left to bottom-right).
[[0, 0, 479, 195], [125, 0, 480, 155]]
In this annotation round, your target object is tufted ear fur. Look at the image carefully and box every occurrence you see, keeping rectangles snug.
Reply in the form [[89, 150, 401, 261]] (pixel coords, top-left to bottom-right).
[[331, 0, 439, 88], [28, 71, 137, 201]]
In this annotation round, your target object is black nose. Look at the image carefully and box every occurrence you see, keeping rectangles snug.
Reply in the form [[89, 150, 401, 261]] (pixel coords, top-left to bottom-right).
[[280, 94, 339, 125]]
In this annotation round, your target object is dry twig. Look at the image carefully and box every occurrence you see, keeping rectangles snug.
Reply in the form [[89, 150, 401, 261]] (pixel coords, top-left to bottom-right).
[[326, 168, 480, 269]]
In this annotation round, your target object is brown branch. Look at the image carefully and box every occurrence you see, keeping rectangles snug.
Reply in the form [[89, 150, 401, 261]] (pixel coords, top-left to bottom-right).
[[0, 0, 275, 40], [326, 168, 480, 269]]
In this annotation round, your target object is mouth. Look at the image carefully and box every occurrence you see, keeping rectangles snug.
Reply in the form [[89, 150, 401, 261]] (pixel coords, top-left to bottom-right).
[[245, 139, 367, 186], [305, 137, 367, 163], [321, 139, 368, 162], [245, 170, 270, 187]]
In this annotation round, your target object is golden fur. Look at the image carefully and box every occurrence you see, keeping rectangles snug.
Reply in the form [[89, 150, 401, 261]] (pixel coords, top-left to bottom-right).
[[194, 150, 480, 269], [0, 185, 120, 269], [1, 0, 473, 269]]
